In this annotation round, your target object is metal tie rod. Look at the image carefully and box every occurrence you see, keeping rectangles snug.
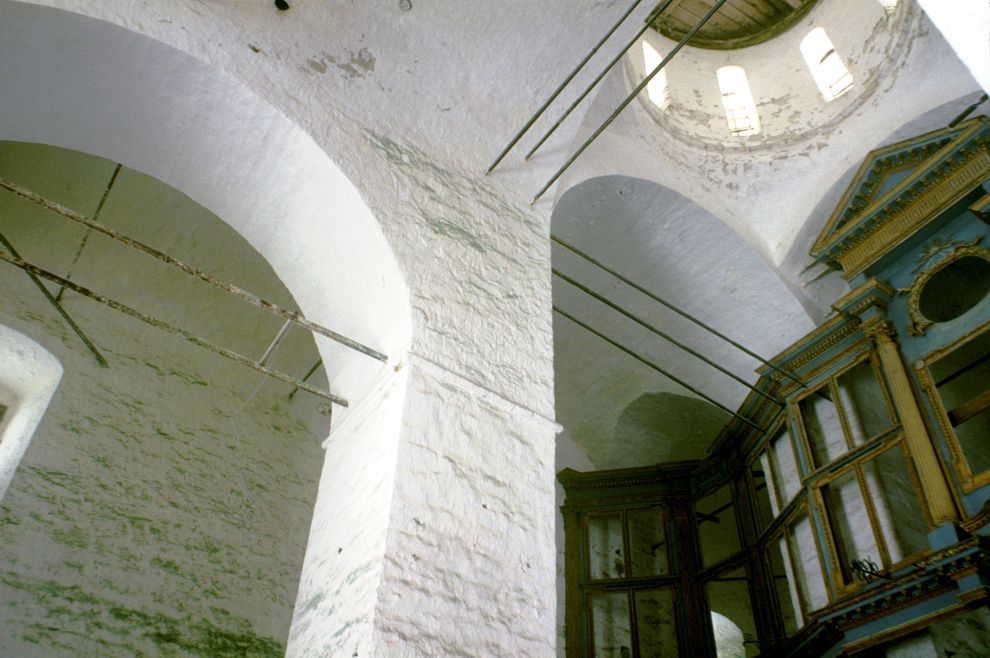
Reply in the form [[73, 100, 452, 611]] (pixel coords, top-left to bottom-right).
[[0, 176, 387, 363], [552, 235, 806, 389], [486, 0, 650, 174], [524, 0, 676, 163], [259, 318, 293, 367], [288, 359, 323, 400], [0, 230, 109, 368], [554, 305, 764, 432], [0, 250, 349, 407], [533, 0, 729, 204], [553, 268, 782, 406]]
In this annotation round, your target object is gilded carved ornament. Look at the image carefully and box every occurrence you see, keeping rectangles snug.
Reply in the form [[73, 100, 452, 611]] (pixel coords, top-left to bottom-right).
[[905, 238, 990, 336]]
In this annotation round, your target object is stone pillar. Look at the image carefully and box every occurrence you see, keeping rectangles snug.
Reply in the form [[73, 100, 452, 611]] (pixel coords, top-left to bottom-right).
[[288, 355, 558, 658], [368, 356, 558, 656], [864, 320, 957, 525], [287, 368, 409, 657]]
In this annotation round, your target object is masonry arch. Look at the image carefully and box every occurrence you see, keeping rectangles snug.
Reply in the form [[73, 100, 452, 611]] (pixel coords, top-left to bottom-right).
[[551, 175, 813, 471], [0, 1, 412, 415], [0, 3, 412, 654]]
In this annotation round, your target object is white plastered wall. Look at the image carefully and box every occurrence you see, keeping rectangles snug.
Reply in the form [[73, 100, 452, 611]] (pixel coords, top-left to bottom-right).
[[0, 2, 413, 653], [916, 0, 990, 93], [0, 1, 563, 655], [0, 324, 62, 502]]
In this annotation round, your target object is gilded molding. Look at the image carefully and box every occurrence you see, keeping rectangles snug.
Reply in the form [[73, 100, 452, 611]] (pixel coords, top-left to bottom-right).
[[815, 129, 960, 254], [914, 320, 990, 496], [872, 325, 959, 523], [766, 321, 862, 382], [906, 241, 990, 335], [961, 499, 990, 533], [837, 148, 990, 278]]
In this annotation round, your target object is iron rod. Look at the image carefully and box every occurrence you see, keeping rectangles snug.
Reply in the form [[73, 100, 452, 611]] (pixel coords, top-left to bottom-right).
[[949, 93, 988, 127], [288, 359, 323, 400], [553, 305, 764, 432], [533, 0, 728, 203], [486, 0, 649, 174], [0, 176, 387, 363], [0, 250, 349, 407], [525, 0, 675, 162], [57, 163, 121, 302], [0, 230, 109, 368], [259, 318, 293, 366], [552, 235, 807, 389], [553, 268, 782, 405]]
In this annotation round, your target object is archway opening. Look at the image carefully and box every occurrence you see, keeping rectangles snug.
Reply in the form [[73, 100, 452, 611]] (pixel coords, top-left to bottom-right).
[[0, 141, 335, 654]]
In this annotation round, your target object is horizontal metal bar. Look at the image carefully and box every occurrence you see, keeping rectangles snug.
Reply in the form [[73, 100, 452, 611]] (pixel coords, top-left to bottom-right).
[[532, 0, 728, 203], [525, 0, 675, 162], [0, 176, 387, 363], [553, 305, 764, 432], [0, 250, 349, 407], [553, 268, 782, 406], [0, 230, 109, 368], [551, 235, 807, 389], [486, 0, 649, 174]]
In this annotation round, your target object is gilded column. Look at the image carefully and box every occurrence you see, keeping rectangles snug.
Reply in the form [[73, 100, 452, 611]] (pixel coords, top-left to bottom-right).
[[864, 320, 957, 524]]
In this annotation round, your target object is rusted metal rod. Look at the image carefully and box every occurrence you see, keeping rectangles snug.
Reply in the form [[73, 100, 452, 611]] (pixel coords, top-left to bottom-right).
[[259, 318, 293, 366], [486, 0, 650, 174], [0, 176, 387, 363], [0, 230, 109, 368], [57, 163, 121, 302], [552, 235, 806, 389], [0, 250, 348, 407], [553, 305, 765, 432], [533, 0, 728, 203], [524, 0, 675, 162], [949, 93, 988, 127], [553, 268, 782, 405], [288, 359, 323, 400]]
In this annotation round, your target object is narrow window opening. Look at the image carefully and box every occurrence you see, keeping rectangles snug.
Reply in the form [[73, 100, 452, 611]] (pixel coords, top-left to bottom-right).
[[800, 28, 854, 101], [716, 66, 761, 136], [642, 42, 671, 111]]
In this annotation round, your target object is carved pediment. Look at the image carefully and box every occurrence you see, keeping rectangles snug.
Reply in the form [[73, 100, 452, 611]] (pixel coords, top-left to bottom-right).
[[811, 117, 990, 278]]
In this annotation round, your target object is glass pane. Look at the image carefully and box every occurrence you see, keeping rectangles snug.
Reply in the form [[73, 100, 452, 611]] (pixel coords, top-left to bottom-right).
[[788, 513, 828, 611], [707, 567, 758, 658], [697, 486, 741, 569], [823, 470, 880, 581], [635, 589, 678, 657], [588, 513, 625, 580], [769, 537, 801, 634], [629, 508, 668, 577], [836, 360, 894, 444], [861, 446, 928, 562], [590, 592, 632, 658], [752, 454, 776, 531], [918, 256, 990, 322], [800, 387, 847, 468], [955, 408, 990, 474], [930, 330, 990, 476], [770, 430, 801, 507]]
